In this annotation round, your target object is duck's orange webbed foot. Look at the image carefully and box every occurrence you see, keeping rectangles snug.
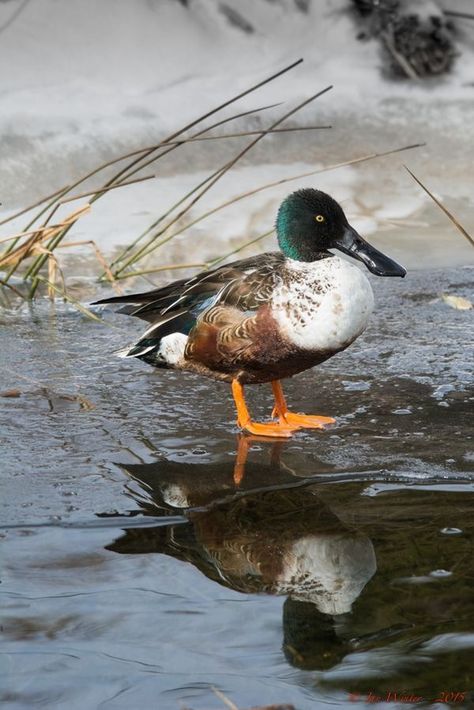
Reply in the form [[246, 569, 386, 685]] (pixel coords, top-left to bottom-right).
[[231, 380, 299, 439], [272, 410, 335, 429], [271, 381, 335, 430], [240, 420, 298, 438]]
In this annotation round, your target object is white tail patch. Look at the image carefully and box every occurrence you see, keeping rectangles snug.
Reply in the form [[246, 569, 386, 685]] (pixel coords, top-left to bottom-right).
[[160, 483, 190, 508], [158, 332, 188, 365], [114, 331, 187, 363]]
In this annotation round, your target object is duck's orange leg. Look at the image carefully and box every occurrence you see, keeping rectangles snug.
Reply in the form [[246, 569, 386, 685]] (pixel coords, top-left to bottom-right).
[[233, 435, 251, 485], [233, 434, 286, 486], [231, 380, 299, 438], [271, 380, 335, 429]]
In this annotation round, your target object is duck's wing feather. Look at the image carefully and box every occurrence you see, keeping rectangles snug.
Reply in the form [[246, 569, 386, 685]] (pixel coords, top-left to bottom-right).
[[93, 253, 284, 361], [94, 252, 284, 323]]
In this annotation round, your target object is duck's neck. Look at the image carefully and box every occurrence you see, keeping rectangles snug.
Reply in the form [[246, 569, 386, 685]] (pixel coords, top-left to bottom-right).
[[278, 234, 330, 263], [276, 211, 327, 263]]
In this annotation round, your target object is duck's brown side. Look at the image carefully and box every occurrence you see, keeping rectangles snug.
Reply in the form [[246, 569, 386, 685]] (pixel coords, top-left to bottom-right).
[[181, 303, 347, 385]]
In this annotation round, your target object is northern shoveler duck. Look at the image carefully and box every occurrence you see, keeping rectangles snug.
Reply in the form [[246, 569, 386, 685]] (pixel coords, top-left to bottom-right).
[[95, 188, 405, 437], [110, 457, 377, 616]]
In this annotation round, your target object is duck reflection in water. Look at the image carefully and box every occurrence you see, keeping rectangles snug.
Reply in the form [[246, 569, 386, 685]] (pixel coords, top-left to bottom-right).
[[107, 437, 376, 669]]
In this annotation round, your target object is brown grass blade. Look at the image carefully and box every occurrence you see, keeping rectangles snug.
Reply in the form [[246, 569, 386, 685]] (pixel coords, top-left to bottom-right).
[[60, 126, 321, 207], [3, 100, 287, 287], [0, 186, 67, 228], [16, 205, 90, 297], [128, 142, 422, 267], [0, 101, 281, 235], [0, 84, 288, 264], [57, 127, 327, 206], [75, 64, 300, 245], [56, 239, 122, 293], [0, 277, 26, 299], [164, 125, 331, 144], [209, 229, 274, 268], [22, 106, 284, 290], [104, 103, 283, 272], [405, 166, 474, 249], [115, 263, 207, 281], [0, 205, 89, 281], [35, 276, 103, 321], [113, 85, 333, 275]]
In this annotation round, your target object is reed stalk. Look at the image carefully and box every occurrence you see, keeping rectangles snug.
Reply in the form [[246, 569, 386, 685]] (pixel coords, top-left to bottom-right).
[[405, 166, 474, 249], [2, 58, 302, 277], [112, 85, 333, 276], [121, 142, 422, 270]]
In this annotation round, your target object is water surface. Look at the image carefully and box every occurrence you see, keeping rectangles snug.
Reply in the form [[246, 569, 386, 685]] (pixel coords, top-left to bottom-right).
[[1, 266, 473, 709]]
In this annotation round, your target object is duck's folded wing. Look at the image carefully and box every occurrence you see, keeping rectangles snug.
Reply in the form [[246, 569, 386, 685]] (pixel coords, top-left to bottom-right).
[[93, 253, 284, 361], [93, 252, 284, 321]]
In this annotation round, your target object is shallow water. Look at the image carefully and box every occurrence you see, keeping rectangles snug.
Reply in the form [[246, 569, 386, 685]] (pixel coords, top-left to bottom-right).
[[1, 266, 473, 709]]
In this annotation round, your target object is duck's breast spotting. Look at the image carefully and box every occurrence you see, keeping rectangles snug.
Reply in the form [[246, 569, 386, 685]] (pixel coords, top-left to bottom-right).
[[271, 257, 374, 352]]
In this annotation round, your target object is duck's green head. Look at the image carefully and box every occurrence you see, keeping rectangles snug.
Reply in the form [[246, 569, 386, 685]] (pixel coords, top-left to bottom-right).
[[276, 188, 406, 277]]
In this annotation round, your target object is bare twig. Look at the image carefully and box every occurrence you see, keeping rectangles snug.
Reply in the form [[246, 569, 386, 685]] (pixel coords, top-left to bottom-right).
[[381, 31, 419, 80], [59, 174, 156, 204]]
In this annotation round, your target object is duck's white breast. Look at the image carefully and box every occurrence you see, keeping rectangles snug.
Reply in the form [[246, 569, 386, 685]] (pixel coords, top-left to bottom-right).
[[271, 256, 374, 352], [275, 533, 377, 615]]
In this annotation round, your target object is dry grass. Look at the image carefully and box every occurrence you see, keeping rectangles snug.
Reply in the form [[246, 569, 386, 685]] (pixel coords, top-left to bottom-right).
[[0, 58, 430, 320]]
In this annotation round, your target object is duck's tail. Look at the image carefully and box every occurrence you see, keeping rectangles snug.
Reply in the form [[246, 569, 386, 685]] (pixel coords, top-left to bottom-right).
[[93, 282, 216, 368]]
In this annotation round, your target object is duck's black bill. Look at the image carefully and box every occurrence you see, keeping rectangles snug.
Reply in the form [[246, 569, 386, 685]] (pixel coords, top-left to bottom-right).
[[334, 226, 406, 277]]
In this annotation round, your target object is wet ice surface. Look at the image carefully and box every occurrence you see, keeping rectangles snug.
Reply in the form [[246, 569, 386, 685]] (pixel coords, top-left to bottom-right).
[[1, 266, 474, 709]]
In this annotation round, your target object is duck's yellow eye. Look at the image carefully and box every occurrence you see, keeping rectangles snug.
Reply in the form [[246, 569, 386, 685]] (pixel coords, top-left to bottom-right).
[[315, 214, 325, 223]]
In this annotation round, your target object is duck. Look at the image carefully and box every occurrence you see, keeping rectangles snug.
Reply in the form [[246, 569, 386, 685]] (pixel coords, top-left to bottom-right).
[[94, 188, 406, 437], [109, 457, 377, 618]]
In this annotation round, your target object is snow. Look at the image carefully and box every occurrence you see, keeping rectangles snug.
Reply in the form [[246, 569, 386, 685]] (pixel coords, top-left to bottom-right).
[[1, 0, 473, 269]]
